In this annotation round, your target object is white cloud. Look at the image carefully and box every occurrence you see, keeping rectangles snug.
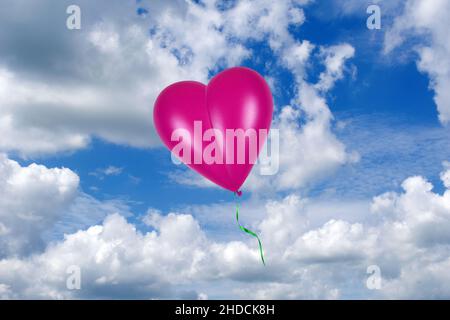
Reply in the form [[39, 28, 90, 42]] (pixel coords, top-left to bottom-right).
[[102, 166, 123, 176], [0, 154, 79, 257], [0, 154, 132, 258], [369, 168, 450, 298], [284, 219, 376, 263], [221, 0, 307, 51], [442, 162, 450, 189], [385, 0, 450, 124], [89, 166, 123, 180], [282, 40, 315, 74], [168, 169, 218, 189], [1, 165, 450, 298], [0, 0, 250, 156], [46, 193, 133, 241], [372, 171, 450, 247], [315, 44, 355, 92], [0, 211, 229, 299]]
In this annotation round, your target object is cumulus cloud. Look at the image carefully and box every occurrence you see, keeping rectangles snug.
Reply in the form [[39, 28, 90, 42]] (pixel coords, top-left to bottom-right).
[[0, 0, 250, 155], [0, 154, 132, 258], [371, 172, 450, 248], [1, 162, 450, 299], [284, 219, 376, 263], [0, 210, 257, 299], [0, 154, 79, 257], [384, 0, 450, 124], [370, 168, 450, 298]]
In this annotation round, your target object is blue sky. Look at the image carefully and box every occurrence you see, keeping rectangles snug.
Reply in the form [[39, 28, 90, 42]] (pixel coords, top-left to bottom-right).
[[1, 0, 450, 299]]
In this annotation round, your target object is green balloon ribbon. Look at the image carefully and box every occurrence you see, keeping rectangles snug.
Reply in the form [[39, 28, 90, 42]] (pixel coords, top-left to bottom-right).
[[235, 202, 266, 266]]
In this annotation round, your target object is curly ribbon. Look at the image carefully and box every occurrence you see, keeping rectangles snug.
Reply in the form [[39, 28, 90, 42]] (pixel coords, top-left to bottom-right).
[[235, 194, 265, 266]]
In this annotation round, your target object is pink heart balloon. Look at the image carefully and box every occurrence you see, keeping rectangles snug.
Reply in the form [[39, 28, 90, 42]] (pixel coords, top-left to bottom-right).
[[153, 67, 273, 192]]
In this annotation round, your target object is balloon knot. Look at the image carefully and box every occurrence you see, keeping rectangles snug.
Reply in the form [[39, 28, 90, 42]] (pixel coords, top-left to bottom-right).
[[236, 190, 242, 197]]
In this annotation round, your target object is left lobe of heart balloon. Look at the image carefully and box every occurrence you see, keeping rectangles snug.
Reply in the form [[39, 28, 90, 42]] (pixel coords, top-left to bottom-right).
[[153, 81, 234, 191]]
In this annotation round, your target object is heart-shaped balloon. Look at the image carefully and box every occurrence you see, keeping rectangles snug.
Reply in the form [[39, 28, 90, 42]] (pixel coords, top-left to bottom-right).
[[153, 67, 273, 192]]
